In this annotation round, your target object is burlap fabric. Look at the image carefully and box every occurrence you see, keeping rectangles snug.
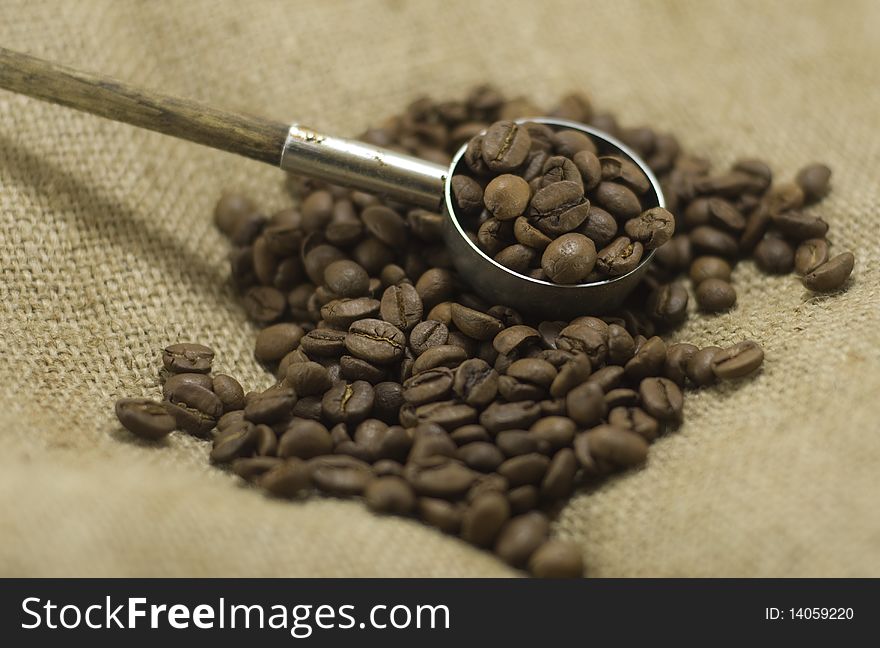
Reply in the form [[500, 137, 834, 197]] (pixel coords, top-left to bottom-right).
[[1, 0, 878, 577]]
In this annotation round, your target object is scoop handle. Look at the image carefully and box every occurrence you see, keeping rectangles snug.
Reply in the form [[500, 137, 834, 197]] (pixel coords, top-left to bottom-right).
[[0, 47, 448, 209]]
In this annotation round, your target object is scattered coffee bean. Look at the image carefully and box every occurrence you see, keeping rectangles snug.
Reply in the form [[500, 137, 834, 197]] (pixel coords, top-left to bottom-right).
[[801, 252, 854, 292], [115, 398, 176, 440]]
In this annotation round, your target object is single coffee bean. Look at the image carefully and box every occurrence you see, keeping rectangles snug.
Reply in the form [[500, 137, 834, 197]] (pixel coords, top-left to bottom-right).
[[624, 336, 667, 381], [765, 182, 805, 215], [453, 358, 499, 406], [686, 346, 722, 386], [639, 377, 684, 422], [345, 318, 406, 365], [310, 455, 374, 496], [596, 237, 644, 276], [115, 398, 176, 440], [415, 268, 456, 311], [494, 244, 537, 274], [608, 406, 660, 441], [732, 158, 773, 192], [541, 155, 583, 189], [361, 205, 408, 249], [572, 150, 602, 190], [507, 358, 557, 390], [696, 278, 737, 312], [259, 458, 312, 498], [689, 256, 732, 284], [244, 386, 296, 424], [480, 401, 542, 433], [711, 340, 765, 379], [484, 174, 531, 220], [599, 155, 650, 194], [577, 205, 618, 249], [690, 226, 739, 259], [373, 459, 405, 477], [412, 400, 478, 430], [409, 320, 449, 355], [528, 540, 584, 578], [278, 419, 333, 459], [663, 342, 699, 386], [418, 497, 463, 534], [529, 417, 576, 453], [604, 387, 640, 409], [255, 323, 305, 363], [403, 367, 455, 405], [754, 236, 795, 274], [624, 207, 675, 250], [162, 343, 214, 374], [652, 234, 692, 270], [493, 325, 540, 355], [540, 448, 577, 500], [592, 181, 642, 221], [771, 211, 829, 241], [513, 216, 553, 249], [162, 372, 213, 400], [498, 453, 551, 486], [380, 283, 423, 332], [212, 374, 246, 412], [549, 353, 592, 398], [214, 192, 256, 235], [494, 512, 550, 567], [739, 202, 772, 254], [646, 283, 688, 327], [285, 361, 332, 397], [412, 344, 468, 374], [462, 492, 510, 548], [456, 442, 505, 472], [581, 424, 649, 468], [211, 420, 257, 463], [405, 456, 477, 499], [529, 181, 590, 236], [166, 381, 223, 426], [451, 175, 484, 216], [450, 304, 504, 341], [323, 260, 370, 298], [321, 381, 374, 425], [507, 485, 540, 514], [242, 285, 287, 323], [481, 121, 532, 171], [253, 423, 277, 456], [565, 381, 606, 427], [802, 252, 854, 292], [795, 163, 832, 203], [232, 456, 283, 482], [541, 233, 597, 284], [495, 430, 538, 457], [365, 476, 416, 515], [794, 238, 830, 276]]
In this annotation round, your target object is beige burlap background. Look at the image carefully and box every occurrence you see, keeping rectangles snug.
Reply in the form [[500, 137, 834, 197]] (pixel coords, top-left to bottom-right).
[[1, 0, 878, 577]]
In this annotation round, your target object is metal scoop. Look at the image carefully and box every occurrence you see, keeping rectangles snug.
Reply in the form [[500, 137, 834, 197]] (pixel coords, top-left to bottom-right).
[[0, 47, 663, 317]]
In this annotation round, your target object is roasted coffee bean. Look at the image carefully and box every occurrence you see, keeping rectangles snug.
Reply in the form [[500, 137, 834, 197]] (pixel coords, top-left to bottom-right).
[[739, 202, 772, 254], [372, 382, 405, 424], [608, 406, 660, 441], [696, 278, 737, 312], [244, 386, 296, 424], [361, 205, 407, 248], [321, 381, 374, 425], [771, 211, 829, 241], [415, 268, 456, 311], [493, 325, 540, 355], [451, 175, 484, 216], [498, 453, 551, 486], [211, 420, 257, 463], [576, 205, 618, 249], [115, 398, 176, 440], [711, 340, 765, 379], [664, 342, 699, 386], [412, 344, 469, 374], [690, 226, 738, 258], [450, 304, 504, 341], [483, 174, 531, 220], [624, 336, 667, 381], [285, 361, 332, 397], [259, 458, 312, 498], [540, 447, 577, 500], [549, 353, 592, 398], [253, 424, 277, 456], [596, 237, 643, 276], [582, 424, 649, 469], [794, 238, 830, 276], [513, 216, 553, 249], [529, 417, 576, 453], [541, 155, 583, 189], [689, 256, 732, 284], [278, 419, 333, 459], [255, 323, 305, 363], [166, 382, 223, 431], [480, 401, 542, 433], [653, 234, 692, 271], [380, 284, 423, 332], [599, 155, 650, 194], [352, 237, 394, 276], [217, 409, 246, 432], [541, 233, 597, 284], [604, 325, 634, 365], [365, 476, 416, 515], [453, 358, 499, 406], [639, 377, 683, 422], [646, 283, 688, 327], [450, 424, 491, 446], [686, 346, 721, 386], [310, 455, 374, 496], [507, 485, 539, 514], [212, 374, 246, 412], [162, 372, 213, 400], [507, 358, 557, 390], [323, 260, 370, 298], [456, 442, 505, 473], [556, 324, 607, 367], [802, 252, 854, 292], [462, 492, 510, 547], [243, 286, 287, 323], [795, 163, 832, 203], [529, 181, 590, 236], [405, 456, 477, 499], [232, 456, 283, 482], [476, 218, 513, 257], [624, 207, 675, 249], [495, 430, 538, 457], [412, 400, 477, 430], [603, 387, 640, 409], [403, 367, 455, 405], [494, 512, 550, 567], [162, 343, 214, 374], [754, 236, 795, 274], [418, 497, 463, 534], [494, 244, 537, 274], [528, 540, 584, 578], [409, 320, 450, 355], [480, 121, 531, 171], [214, 192, 256, 236], [565, 381, 606, 427], [345, 319, 406, 365], [373, 459, 405, 477]]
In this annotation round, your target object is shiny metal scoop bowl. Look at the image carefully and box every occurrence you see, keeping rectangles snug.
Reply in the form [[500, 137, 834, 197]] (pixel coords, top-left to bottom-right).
[[282, 118, 664, 318]]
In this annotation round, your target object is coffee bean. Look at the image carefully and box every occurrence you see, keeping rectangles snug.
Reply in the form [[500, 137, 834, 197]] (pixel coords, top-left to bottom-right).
[[455, 442, 505, 472], [255, 323, 305, 363], [412, 344, 468, 374], [380, 284, 423, 332], [243, 286, 287, 323], [409, 320, 449, 356], [211, 420, 257, 463], [664, 342, 698, 386], [480, 401, 542, 433], [345, 318, 406, 365], [214, 192, 256, 236], [494, 512, 550, 567], [540, 233, 597, 284], [739, 202, 772, 254], [603, 387, 640, 409], [549, 353, 592, 398], [493, 325, 540, 355], [412, 400, 477, 430], [212, 374, 246, 412], [418, 497, 463, 534], [453, 358, 499, 406], [624, 336, 667, 381], [771, 211, 829, 241], [646, 283, 688, 327], [795, 163, 832, 203], [754, 236, 795, 274], [528, 540, 584, 578], [310, 455, 374, 496], [284, 361, 331, 398], [162, 372, 213, 400], [481, 121, 531, 171], [639, 377, 683, 422], [690, 226, 738, 258], [596, 236, 644, 276], [608, 406, 660, 441], [162, 343, 214, 374], [507, 358, 557, 390], [552, 129, 596, 157], [483, 174, 531, 220], [403, 367, 455, 405], [278, 419, 333, 459], [259, 458, 312, 498], [541, 155, 583, 189], [696, 278, 737, 312], [578, 205, 618, 249], [115, 398, 176, 440], [689, 256, 732, 284], [529, 181, 590, 236], [321, 381, 374, 425], [624, 207, 675, 249], [583, 424, 649, 469], [462, 492, 510, 547], [556, 324, 607, 367], [494, 244, 537, 274], [451, 175, 484, 216], [507, 485, 539, 514], [405, 456, 477, 499], [565, 381, 606, 427], [365, 476, 416, 515], [232, 456, 283, 482], [794, 238, 830, 276], [802, 252, 854, 292], [361, 205, 408, 249], [450, 304, 504, 341], [686, 346, 721, 386], [540, 448, 577, 500], [498, 453, 551, 486], [415, 268, 456, 311], [599, 155, 650, 194], [244, 386, 296, 424], [322, 260, 370, 298], [711, 340, 765, 379]]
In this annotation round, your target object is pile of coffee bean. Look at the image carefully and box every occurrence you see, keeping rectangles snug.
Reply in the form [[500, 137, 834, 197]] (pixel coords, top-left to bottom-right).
[[115, 85, 854, 578], [451, 120, 675, 284]]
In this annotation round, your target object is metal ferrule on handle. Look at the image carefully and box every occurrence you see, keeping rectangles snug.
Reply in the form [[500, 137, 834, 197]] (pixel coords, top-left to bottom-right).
[[280, 124, 448, 211]]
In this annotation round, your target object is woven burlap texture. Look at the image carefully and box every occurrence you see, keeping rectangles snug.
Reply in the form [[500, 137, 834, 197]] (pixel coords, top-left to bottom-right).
[[1, 0, 878, 577]]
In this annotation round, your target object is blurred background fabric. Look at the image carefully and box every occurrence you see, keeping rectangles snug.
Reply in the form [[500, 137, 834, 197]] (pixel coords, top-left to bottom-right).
[[1, 0, 879, 576]]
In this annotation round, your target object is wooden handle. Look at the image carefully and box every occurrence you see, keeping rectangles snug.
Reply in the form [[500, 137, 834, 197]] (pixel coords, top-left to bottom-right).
[[0, 47, 289, 165]]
